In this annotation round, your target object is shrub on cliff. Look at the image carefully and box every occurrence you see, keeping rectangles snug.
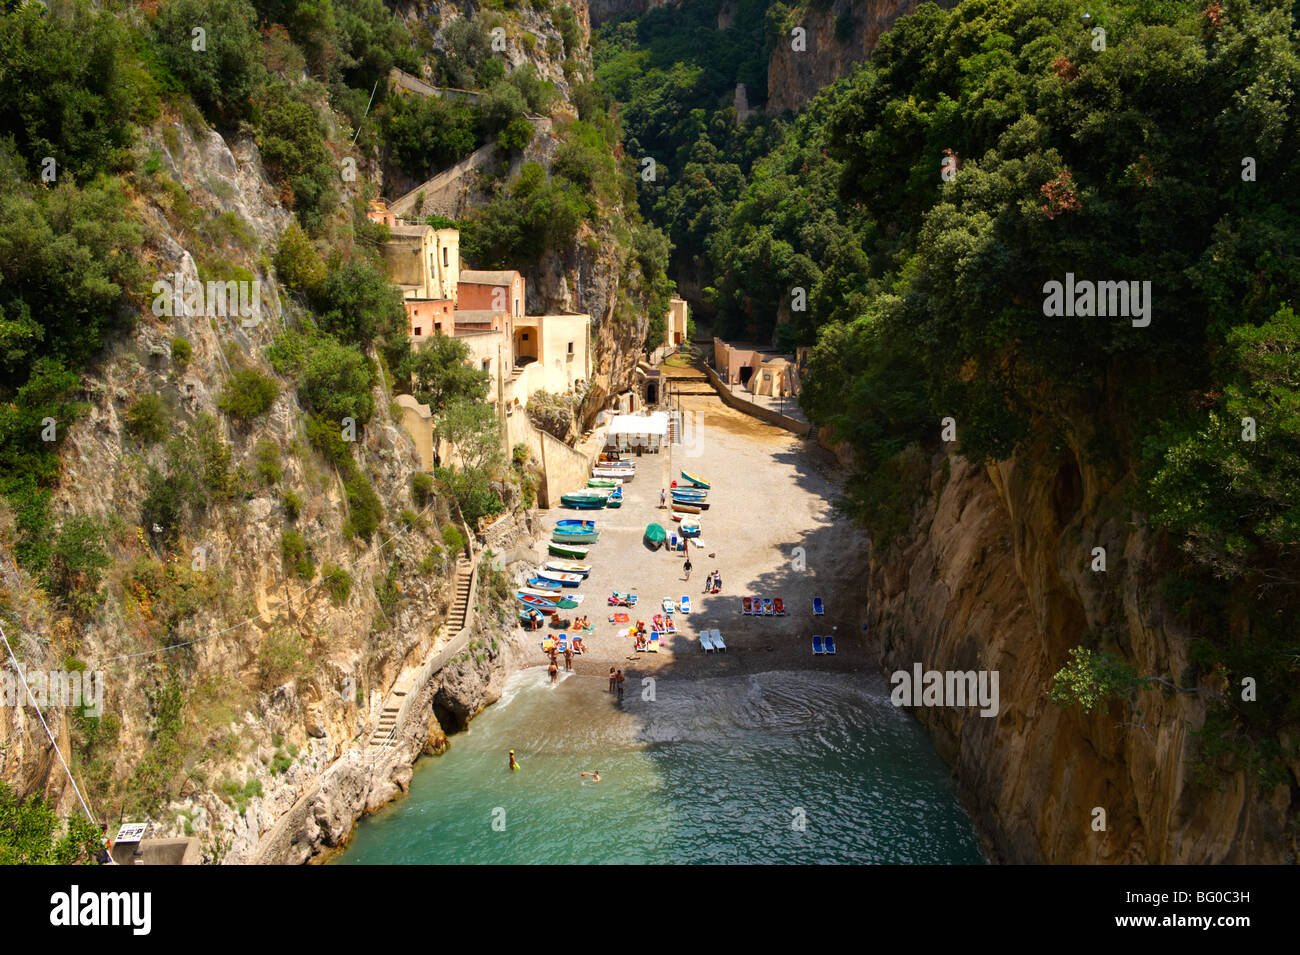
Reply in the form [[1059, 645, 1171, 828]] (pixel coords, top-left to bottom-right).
[[218, 367, 280, 421]]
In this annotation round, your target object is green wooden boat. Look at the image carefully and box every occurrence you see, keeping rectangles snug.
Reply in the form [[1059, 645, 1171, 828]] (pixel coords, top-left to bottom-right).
[[644, 522, 667, 549], [549, 542, 590, 559], [587, 478, 622, 488]]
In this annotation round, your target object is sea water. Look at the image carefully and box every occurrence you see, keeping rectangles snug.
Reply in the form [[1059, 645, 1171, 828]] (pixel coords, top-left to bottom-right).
[[334, 668, 985, 864]]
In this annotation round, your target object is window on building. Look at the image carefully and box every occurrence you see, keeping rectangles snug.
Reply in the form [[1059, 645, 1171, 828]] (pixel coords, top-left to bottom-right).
[[443, 248, 448, 268], [414, 327, 422, 336], [567, 341, 574, 354], [521, 332, 529, 341], [482, 359, 491, 373]]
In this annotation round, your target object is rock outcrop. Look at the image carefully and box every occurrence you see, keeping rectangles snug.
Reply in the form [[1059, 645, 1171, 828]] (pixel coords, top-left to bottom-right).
[[868, 450, 1294, 863], [767, 0, 957, 113]]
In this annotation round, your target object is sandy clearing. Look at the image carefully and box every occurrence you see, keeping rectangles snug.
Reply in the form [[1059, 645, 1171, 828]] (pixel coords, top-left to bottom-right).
[[516, 390, 873, 680]]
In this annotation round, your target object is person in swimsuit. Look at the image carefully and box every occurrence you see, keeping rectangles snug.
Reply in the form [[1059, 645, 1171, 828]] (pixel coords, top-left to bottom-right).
[[615, 669, 625, 700], [564, 646, 573, 671], [549, 661, 559, 684], [608, 666, 617, 692], [509, 750, 518, 771]]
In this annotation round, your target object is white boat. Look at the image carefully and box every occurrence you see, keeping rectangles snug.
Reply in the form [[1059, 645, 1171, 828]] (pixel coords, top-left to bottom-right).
[[545, 560, 592, 576], [537, 569, 584, 585], [593, 468, 634, 480]]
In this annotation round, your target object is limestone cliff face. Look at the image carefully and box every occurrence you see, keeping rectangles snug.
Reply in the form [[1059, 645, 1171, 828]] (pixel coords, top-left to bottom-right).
[[767, 0, 956, 113], [0, 113, 524, 863], [588, 0, 672, 26], [868, 449, 1294, 863]]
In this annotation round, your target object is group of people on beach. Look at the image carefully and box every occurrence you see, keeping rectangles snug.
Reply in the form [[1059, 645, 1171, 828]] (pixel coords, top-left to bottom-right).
[[607, 666, 625, 699], [547, 643, 573, 683]]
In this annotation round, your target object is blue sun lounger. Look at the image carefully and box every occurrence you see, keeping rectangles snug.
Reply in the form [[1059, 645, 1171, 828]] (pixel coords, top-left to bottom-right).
[[811, 635, 824, 654], [762, 597, 774, 616], [680, 595, 690, 613], [824, 634, 836, 655], [813, 595, 825, 616]]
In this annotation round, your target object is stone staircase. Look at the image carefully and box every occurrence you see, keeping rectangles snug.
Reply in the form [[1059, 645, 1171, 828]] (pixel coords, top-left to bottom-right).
[[367, 560, 474, 748]]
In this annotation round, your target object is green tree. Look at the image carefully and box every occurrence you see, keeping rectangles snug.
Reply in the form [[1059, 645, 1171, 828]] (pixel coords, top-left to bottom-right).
[[402, 335, 490, 411], [0, 784, 103, 865], [153, 0, 263, 127]]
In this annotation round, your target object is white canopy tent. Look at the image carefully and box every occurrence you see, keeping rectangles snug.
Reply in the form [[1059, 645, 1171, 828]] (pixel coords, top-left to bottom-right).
[[605, 412, 669, 452]]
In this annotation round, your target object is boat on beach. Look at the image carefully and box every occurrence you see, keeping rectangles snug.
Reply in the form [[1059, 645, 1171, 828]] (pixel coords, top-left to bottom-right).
[[593, 467, 634, 480], [680, 471, 710, 488], [561, 494, 606, 509], [679, 517, 701, 537], [671, 501, 702, 514], [545, 559, 591, 575], [536, 569, 584, 586], [606, 487, 623, 508], [548, 542, 590, 558], [587, 478, 622, 488], [644, 522, 667, 549]]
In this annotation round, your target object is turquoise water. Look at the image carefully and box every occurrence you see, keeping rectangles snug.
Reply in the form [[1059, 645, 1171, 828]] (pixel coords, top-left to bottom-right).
[[335, 668, 985, 864]]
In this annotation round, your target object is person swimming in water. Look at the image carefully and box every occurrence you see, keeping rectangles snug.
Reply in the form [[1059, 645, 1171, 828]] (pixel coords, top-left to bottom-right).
[[509, 750, 518, 771], [580, 771, 601, 782]]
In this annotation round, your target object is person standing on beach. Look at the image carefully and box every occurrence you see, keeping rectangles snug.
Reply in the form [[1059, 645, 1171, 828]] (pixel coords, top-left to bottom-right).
[[713, 570, 722, 593], [549, 660, 559, 684], [660, 488, 667, 508], [683, 556, 692, 581], [609, 666, 617, 692], [703, 571, 714, 593], [564, 646, 573, 671], [616, 669, 625, 700]]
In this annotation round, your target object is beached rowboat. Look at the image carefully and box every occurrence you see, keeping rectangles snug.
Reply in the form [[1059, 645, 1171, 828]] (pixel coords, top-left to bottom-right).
[[536, 569, 584, 586], [548, 542, 590, 559], [671, 501, 702, 514], [679, 517, 701, 537], [587, 478, 622, 488], [561, 495, 606, 509], [644, 523, 667, 549], [545, 560, 591, 576], [680, 471, 710, 488]]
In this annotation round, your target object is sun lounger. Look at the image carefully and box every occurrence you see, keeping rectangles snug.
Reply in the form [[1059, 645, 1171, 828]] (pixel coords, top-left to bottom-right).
[[742, 597, 753, 614], [648, 633, 660, 652], [542, 637, 555, 652], [665, 617, 677, 633], [762, 597, 774, 616], [662, 597, 675, 613], [711, 629, 726, 652], [811, 635, 824, 654], [699, 631, 714, 652], [681, 595, 691, 614], [813, 595, 824, 616], [670, 534, 679, 551], [824, 634, 836, 654], [774, 597, 785, 615]]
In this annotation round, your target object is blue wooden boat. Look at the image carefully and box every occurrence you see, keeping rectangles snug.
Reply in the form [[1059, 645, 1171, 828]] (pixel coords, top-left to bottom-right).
[[553, 530, 599, 544], [606, 487, 623, 508], [680, 470, 710, 488], [555, 519, 596, 532], [671, 487, 707, 500], [527, 577, 563, 590], [516, 593, 558, 612]]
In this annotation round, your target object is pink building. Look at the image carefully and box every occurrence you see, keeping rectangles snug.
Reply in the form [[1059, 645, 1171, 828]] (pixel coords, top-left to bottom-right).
[[407, 299, 454, 339], [458, 270, 525, 318]]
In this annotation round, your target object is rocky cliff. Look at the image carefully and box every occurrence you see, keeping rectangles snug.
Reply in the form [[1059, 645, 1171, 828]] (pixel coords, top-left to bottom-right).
[[767, 0, 957, 113], [868, 447, 1294, 863], [0, 113, 525, 863]]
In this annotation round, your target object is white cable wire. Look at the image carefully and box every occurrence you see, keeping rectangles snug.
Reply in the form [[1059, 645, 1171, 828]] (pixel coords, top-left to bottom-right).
[[0, 622, 97, 827]]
